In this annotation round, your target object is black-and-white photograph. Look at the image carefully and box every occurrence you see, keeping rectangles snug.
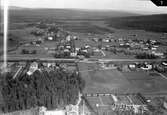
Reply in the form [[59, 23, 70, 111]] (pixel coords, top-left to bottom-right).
[[0, 0, 167, 115]]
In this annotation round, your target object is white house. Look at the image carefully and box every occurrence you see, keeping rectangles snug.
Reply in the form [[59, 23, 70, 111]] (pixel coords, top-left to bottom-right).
[[70, 52, 77, 57], [66, 35, 71, 41], [128, 64, 136, 69], [27, 62, 38, 76], [152, 51, 164, 57], [66, 45, 71, 49], [85, 45, 90, 49], [39, 106, 66, 115], [162, 61, 167, 66], [141, 64, 152, 71], [66, 104, 79, 115], [48, 37, 53, 41]]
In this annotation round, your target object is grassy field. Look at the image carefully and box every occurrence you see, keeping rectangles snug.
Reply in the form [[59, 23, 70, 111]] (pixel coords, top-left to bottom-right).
[[0, 24, 40, 55], [9, 27, 38, 41], [61, 21, 114, 34], [78, 62, 132, 94], [78, 62, 167, 94], [7, 40, 59, 58], [103, 51, 135, 59], [122, 71, 167, 93]]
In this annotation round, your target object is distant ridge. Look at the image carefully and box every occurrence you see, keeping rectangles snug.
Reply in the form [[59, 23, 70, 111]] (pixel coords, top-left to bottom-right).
[[107, 14, 167, 33], [8, 6, 30, 10], [8, 6, 139, 21]]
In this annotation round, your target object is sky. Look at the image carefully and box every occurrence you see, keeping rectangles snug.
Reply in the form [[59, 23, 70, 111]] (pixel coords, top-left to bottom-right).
[[1, 0, 167, 14]]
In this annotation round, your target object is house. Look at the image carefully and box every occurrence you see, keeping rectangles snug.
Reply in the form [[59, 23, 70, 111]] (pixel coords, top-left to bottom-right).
[[0, 64, 11, 73], [66, 35, 71, 41], [140, 63, 152, 71], [150, 40, 157, 44], [66, 45, 71, 49], [163, 101, 167, 109], [128, 64, 136, 70], [153, 45, 159, 48], [73, 36, 78, 40], [162, 61, 167, 66], [75, 48, 80, 51], [102, 39, 110, 43], [82, 49, 88, 53], [27, 62, 38, 76], [151, 47, 157, 51], [70, 52, 77, 57], [45, 107, 65, 115], [48, 36, 53, 40], [66, 104, 79, 115], [84, 45, 90, 49], [64, 49, 70, 52], [152, 51, 164, 57], [161, 61, 167, 70]]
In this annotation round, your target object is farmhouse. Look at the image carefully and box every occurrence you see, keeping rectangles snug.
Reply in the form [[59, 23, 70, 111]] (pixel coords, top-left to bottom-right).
[[27, 62, 38, 76], [140, 63, 152, 71], [128, 64, 136, 70], [152, 51, 164, 57]]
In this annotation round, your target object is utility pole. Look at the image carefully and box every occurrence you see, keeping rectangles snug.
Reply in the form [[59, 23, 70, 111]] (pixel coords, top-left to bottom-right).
[[82, 99, 85, 115]]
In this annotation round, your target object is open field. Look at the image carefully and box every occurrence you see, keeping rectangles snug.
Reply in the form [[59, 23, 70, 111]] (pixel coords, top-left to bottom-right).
[[102, 51, 135, 59], [9, 28, 37, 41], [78, 62, 132, 94], [122, 71, 167, 93], [0, 25, 41, 56], [78, 62, 167, 95], [61, 21, 114, 34]]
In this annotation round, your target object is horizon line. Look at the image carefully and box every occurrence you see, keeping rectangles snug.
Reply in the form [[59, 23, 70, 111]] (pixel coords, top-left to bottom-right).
[[1, 5, 166, 15]]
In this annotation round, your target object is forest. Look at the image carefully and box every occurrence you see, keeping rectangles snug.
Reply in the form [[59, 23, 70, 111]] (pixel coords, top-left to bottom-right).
[[107, 14, 167, 33], [0, 67, 85, 112]]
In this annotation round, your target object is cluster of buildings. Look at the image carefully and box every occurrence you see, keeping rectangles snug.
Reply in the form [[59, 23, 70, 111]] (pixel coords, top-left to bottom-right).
[[128, 61, 167, 72], [98, 61, 167, 72], [92, 35, 166, 58], [46, 33, 93, 58], [26, 61, 77, 76], [82, 93, 149, 115]]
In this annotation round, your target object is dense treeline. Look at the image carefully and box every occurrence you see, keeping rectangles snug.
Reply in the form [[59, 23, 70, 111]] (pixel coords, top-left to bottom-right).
[[107, 14, 167, 33], [0, 69, 85, 112]]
